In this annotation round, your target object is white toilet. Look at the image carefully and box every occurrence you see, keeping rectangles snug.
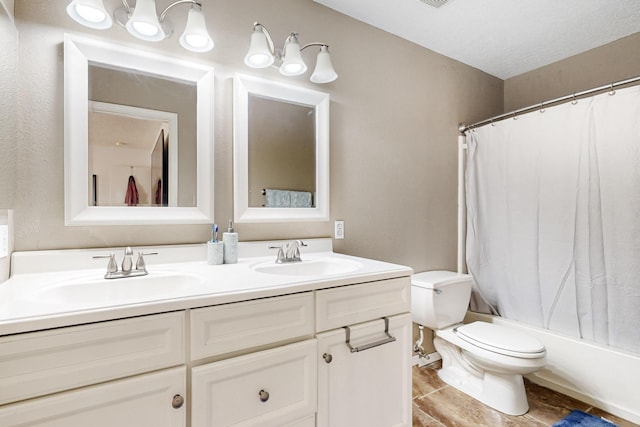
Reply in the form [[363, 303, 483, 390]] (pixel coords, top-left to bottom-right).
[[411, 271, 546, 416]]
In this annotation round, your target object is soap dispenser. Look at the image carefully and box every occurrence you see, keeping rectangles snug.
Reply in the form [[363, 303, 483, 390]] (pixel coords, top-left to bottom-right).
[[223, 220, 238, 264]]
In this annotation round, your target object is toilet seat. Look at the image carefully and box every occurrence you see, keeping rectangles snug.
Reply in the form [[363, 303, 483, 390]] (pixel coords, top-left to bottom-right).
[[455, 322, 545, 359]]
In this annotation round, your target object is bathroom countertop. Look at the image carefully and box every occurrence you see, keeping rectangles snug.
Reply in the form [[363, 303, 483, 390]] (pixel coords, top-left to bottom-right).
[[0, 239, 413, 335]]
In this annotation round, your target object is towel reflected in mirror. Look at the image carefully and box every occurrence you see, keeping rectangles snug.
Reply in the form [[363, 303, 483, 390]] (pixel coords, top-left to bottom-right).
[[264, 189, 312, 208], [124, 175, 139, 206]]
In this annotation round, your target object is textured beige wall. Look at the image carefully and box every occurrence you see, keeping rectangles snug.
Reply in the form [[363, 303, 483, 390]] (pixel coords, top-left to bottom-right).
[[0, 0, 12, 18], [0, 2, 15, 282], [13, 0, 502, 275], [0, 2, 17, 210], [505, 33, 640, 112]]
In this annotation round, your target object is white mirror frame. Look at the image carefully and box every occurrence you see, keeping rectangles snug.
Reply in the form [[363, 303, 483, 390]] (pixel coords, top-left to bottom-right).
[[233, 74, 330, 223], [64, 34, 214, 225]]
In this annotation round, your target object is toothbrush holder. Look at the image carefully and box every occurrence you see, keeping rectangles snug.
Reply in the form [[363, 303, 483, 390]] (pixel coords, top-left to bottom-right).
[[207, 241, 224, 265]]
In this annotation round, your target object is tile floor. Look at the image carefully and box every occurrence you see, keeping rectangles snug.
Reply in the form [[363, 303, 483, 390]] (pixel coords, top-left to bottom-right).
[[412, 361, 639, 427]]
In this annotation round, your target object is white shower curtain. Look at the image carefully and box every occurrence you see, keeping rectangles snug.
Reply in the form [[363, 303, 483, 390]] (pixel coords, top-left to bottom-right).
[[465, 85, 640, 354]]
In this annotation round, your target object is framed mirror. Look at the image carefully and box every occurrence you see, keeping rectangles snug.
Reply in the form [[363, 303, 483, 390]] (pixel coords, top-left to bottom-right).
[[64, 34, 214, 225], [233, 74, 330, 223]]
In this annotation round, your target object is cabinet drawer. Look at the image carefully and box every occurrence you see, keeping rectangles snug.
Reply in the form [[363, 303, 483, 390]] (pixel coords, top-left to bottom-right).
[[192, 339, 317, 427], [0, 311, 184, 405], [315, 277, 410, 332], [190, 292, 314, 360], [0, 367, 186, 427]]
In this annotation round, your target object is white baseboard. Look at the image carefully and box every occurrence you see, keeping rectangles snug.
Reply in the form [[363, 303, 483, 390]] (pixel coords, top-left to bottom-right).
[[411, 352, 441, 367]]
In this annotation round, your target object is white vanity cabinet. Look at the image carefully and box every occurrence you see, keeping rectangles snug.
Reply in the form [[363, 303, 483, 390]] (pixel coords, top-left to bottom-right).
[[0, 311, 187, 426], [315, 278, 412, 427], [0, 261, 412, 427]]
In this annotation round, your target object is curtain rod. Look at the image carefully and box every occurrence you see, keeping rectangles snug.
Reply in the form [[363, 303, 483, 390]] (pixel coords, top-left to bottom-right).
[[459, 75, 640, 134]]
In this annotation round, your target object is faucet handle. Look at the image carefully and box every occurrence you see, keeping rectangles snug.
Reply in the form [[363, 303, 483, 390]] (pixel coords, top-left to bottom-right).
[[93, 253, 118, 273], [107, 254, 118, 273], [295, 240, 307, 257], [268, 245, 285, 263], [291, 240, 306, 261], [135, 252, 158, 271]]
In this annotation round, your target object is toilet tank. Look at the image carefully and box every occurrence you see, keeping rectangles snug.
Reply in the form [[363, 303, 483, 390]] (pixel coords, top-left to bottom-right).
[[411, 271, 473, 329]]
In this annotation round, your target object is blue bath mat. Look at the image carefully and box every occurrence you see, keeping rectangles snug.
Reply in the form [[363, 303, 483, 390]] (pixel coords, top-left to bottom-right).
[[552, 410, 618, 427]]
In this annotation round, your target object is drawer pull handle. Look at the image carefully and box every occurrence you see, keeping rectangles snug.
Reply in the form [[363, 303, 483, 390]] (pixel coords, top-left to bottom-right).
[[344, 317, 396, 353], [258, 389, 270, 402], [323, 353, 333, 363], [172, 394, 184, 409]]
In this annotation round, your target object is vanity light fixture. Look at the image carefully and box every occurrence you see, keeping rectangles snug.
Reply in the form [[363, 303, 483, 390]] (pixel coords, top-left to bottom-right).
[[66, 0, 214, 52], [244, 23, 338, 84], [66, 0, 112, 29]]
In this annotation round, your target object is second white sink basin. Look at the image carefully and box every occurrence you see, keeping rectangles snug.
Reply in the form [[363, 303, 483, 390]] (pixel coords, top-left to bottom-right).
[[251, 257, 363, 277]]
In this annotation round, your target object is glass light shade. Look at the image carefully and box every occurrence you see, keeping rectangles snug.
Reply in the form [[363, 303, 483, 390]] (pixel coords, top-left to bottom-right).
[[310, 46, 338, 83], [244, 27, 275, 68], [66, 0, 112, 29], [125, 0, 165, 42], [179, 6, 214, 52], [279, 36, 307, 76]]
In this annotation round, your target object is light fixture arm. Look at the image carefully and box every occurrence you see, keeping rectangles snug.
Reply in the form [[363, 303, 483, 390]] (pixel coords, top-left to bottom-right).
[[300, 42, 329, 51], [159, 0, 202, 23], [252, 24, 329, 59], [120, 0, 132, 14], [117, 0, 202, 22]]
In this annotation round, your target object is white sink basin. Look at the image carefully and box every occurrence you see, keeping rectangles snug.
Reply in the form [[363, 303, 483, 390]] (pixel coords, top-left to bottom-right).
[[251, 257, 363, 277], [37, 272, 204, 307]]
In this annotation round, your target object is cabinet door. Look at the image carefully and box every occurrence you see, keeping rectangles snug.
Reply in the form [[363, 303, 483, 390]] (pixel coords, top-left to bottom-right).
[[317, 313, 412, 427], [192, 339, 317, 427], [0, 367, 186, 427]]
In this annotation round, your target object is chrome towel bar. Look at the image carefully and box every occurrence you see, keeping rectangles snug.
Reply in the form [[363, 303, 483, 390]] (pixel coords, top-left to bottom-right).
[[344, 317, 396, 353]]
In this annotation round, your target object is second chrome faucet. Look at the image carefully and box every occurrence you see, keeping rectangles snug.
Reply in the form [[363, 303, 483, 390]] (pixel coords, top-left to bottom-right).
[[269, 240, 307, 263]]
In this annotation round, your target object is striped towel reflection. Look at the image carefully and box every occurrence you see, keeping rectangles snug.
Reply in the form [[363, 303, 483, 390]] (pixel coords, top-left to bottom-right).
[[264, 189, 312, 208]]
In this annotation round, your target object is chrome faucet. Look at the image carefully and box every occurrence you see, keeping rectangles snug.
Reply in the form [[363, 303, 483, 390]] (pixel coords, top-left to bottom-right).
[[93, 247, 157, 279], [269, 240, 307, 263]]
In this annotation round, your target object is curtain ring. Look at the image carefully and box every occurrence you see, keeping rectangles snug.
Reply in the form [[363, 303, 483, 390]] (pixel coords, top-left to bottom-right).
[[608, 83, 616, 96], [513, 111, 518, 120], [490, 119, 495, 127], [571, 94, 578, 105], [539, 102, 545, 113]]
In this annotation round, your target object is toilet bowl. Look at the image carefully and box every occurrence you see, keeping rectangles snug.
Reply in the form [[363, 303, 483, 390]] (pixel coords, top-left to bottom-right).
[[411, 271, 546, 416]]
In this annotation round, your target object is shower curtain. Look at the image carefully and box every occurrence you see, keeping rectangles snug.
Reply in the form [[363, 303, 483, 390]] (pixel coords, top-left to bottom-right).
[[465, 85, 640, 354]]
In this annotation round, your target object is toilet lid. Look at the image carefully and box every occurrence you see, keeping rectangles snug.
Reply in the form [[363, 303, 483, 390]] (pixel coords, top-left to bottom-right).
[[411, 270, 472, 290], [455, 322, 545, 359]]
